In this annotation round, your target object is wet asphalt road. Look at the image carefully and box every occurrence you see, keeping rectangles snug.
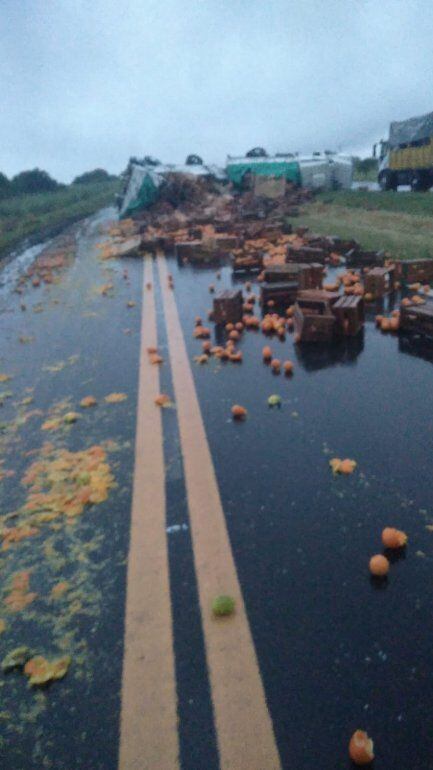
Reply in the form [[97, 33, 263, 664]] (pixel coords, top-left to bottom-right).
[[1, 207, 433, 768]]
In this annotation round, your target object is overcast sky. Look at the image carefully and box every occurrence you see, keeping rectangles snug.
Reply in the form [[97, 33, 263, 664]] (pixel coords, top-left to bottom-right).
[[2, 0, 433, 183]]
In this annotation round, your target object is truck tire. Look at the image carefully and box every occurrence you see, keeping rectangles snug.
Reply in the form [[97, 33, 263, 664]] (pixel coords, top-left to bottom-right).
[[379, 171, 397, 191], [411, 172, 431, 192]]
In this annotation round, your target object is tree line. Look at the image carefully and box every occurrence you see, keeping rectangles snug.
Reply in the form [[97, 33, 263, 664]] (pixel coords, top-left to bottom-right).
[[0, 168, 118, 200]]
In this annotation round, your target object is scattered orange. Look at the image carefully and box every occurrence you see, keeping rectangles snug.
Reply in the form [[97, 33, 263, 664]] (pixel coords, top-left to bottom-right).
[[271, 359, 281, 373], [348, 730, 375, 765], [154, 394, 171, 407], [231, 405, 247, 420], [262, 346, 272, 361], [369, 554, 390, 577], [381, 527, 408, 549], [283, 360, 294, 375]]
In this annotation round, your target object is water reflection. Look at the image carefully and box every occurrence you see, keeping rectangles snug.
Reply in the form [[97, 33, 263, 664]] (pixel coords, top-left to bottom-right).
[[294, 331, 365, 371], [399, 333, 433, 363]]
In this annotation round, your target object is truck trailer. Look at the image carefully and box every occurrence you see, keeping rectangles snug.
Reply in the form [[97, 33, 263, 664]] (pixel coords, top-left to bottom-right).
[[374, 110, 433, 191]]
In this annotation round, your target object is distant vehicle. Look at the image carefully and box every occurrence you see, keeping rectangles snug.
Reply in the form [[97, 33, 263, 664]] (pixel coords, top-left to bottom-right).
[[374, 110, 433, 191]]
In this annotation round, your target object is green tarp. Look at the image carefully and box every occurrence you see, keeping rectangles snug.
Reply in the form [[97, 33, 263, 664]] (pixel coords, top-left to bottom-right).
[[226, 160, 301, 188], [122, 173, 160, 218]]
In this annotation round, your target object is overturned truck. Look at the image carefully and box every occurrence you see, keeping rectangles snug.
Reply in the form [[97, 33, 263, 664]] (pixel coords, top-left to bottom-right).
[[119, 156, 226, 219]]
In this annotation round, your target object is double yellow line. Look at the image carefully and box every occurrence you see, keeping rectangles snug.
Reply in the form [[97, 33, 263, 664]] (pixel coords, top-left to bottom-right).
[[119, 256, 281, 770]]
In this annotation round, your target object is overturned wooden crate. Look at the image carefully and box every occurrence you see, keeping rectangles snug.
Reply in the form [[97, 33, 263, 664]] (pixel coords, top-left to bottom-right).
[[213, 290, 243, 325], [294, 290, 339, 342], [400, 299, 433, 338], [364, 266, 396, 298], [332, 295, 365, 336], [397, 259, 433, 286]]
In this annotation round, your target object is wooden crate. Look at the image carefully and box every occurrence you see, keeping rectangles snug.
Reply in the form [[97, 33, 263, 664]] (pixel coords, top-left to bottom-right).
[[298, 263, 324, 290], [286, 245, 326, 264], [232, 254, 264, 274], [297, 289, 340, 306], [400, 299, 433, 337], [294, 296, 336, 342], [175, 240, 225, 263], [345, 248, 385, 268], [398, 259, 433, 286], [364, 266, 396, 298], [261, 281, 298, 307], [332, 295, 364, 336], [263, 264, 301, 284], [214, 234, 239, 250], [213, 290, 243, 325]]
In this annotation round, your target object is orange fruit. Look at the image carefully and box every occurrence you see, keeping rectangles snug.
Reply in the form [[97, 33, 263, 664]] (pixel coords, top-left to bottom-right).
[[349, 730, 374, 765], [231, 405, 247, 420], [381, 527, 408, 549], [369, 554, 390, 577]]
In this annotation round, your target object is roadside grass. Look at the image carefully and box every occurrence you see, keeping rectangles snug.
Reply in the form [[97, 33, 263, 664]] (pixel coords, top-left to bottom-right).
[[297, 191, 433, 260], [353, 169, 377, 182], [0, 179, 121, 256]]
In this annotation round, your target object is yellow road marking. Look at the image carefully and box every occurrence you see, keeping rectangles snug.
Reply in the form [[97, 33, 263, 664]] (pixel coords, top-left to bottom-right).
[[158, 255, 282, 770], [119, 257, 179, 770]]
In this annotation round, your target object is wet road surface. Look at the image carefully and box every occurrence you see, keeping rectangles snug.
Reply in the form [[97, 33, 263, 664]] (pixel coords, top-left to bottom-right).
[[1, 208, 433, 769]]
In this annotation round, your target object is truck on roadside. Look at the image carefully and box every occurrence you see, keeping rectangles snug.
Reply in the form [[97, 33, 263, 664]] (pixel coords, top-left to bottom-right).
[[374, 110, 433, 191]]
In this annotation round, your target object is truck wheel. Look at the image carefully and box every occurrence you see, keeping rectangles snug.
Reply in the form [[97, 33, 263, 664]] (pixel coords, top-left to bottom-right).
[[379, 171, 397, 191], [411, 172, 431, 192]]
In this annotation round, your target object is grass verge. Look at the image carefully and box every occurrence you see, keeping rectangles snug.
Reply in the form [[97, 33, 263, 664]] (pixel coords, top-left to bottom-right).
[[296, 190, 433, 260], [0, 180, 121, 257]]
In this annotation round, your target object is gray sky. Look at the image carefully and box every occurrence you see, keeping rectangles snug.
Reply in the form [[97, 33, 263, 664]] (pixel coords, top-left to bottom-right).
[[2, 0, 433, 183]]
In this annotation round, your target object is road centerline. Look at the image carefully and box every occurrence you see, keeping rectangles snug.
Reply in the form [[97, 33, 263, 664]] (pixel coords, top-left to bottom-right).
[[158, 254, 282, 770], [119, 256, 179, 770]]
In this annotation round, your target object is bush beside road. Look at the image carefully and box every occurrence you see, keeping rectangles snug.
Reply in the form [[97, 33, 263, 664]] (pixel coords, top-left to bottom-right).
[[0, 179, 120, 257]]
